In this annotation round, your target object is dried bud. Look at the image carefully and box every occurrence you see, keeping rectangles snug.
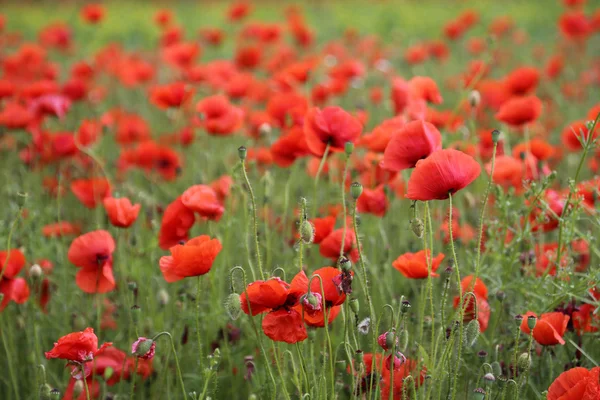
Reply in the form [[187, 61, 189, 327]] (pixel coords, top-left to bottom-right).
[[299, 220, 315, 244], [410, 218, 424, 238], [527, 315, 537, 330], [469, 90, 481, 108], [357, 318, 370, 335], [225, 293, 243, 320], [491, 129, 501, 144], [238, 146, 247, 161], [345, 142, 354, 156], [338, 256, 352, 271], [465, 319, 480, 347], [29, 264, 43, 279], [350, 182, 363, 200], [131, 337, 156, 360]]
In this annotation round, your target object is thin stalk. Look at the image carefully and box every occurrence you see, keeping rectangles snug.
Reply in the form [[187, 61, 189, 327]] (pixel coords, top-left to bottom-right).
[[313, 142, 332, 205], [81, 364, 91, 400], [1, 315, 20, 400], [196, 277, 204, 374], [129, 358, 138, 400], [240, 159, 265, 279], [152, 332, 187, 400], [448, 193, 464, 400]]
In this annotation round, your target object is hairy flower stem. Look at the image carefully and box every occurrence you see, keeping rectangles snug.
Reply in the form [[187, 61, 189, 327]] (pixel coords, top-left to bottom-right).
[[472, 141, 498, 288], [240, 159, 265, 280], [129, 358, 138, 400], [340, 151, 351, 257], [80, 363, 91, 400], [152, 332, 187, 400], [1, 315, 20, 400], [448, 193, 464, 400], [352, 203, 378, 397], [0, 193, 26, 282], [196, 277, 204, 372], [423, 202, 436, 360]]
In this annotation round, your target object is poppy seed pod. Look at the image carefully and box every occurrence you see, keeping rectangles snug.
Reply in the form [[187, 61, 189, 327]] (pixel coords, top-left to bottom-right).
[[300, 220, 315, 244], [354, 350, 364, 366], [527, 315, 537, 330], [472, 388, 486, 400], [238, 146, 247, 160], [338, 256, 352, 272], [401, 300, 411, 314], [491, 129, 501, 144], [410, 218, 424, 238], [130, 305, 141, 324], [483, 373, 495, 384], [514, 314, 524, 327], [351, 182, 363, 200], [344, 142, 354, 156], [49, 388, 60, 399], [225, 293, 242, 320]]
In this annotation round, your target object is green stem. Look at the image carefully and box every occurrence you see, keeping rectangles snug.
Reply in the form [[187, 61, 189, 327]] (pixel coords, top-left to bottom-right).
[[129, 358, 138, 400], [152, 332, 187, 400], [1, 315, 20, 400], [81, 364, 91, 400], [196, 276, 204, 376], [240, 159, 265, 279], [448, 194, 464, 400]]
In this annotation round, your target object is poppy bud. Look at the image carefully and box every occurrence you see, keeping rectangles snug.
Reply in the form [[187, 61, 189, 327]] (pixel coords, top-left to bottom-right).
[[518, 352, 531, 372], [491, 361, 502, 377], [157, 289, 169, 306], [514, 314, 524, 327], [49, 388, 60, 399], [300, 220, 315, 244], [249, 395, 258, 400], [132, 337, 156, 360], [225, 293, 242, 320], [410, 218, 424, 238], [472, 388, 486, 400], [527, 315, 537, 330], [465, 319, 480, 347], [399, 328, 409, 351], [301, 292, 322, 312], [496, 291, 506, 301], [130, 305, 141, 324], [30, 264, 43, 279], [104, 366, 114, 381], [351, 182, 363, 200], [354, 350, 364, 366], [401, 300, 411, 314], [336, 359, 347, 372], [128, 281, 137, 291], [377, 330, 397, 351], [349, 298, 359, 315], [338, 256, 352, 272], [491, 129, 501, 144], [39, 383, 52, 400], [345, 142, 354, 156], [238, 146, 247, 160], [469, 90, 481, 108], [483, 373, 495, 384]]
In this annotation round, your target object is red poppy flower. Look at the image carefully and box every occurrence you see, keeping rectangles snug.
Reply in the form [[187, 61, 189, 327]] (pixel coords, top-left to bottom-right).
[[0, 249, 30, 311], [81, 4, 105, 24], [67, 230, 116, 293], [382, 120, 442, 172], [572, 304, 599, 335], [240, 278, 290, 316], [45, 327, 111, 362], [520, 311, 570, 346], [488, 155, 523, 191], [319, 228, 359, 263], [358, 116, 405, 153], [303, 106, 362, 156], [559, 10, 592, 40], [512, 138, 554, 161], [181, 185, 224, 221], [228, 1, 252, 21], [42, 221, 81, 237], [158, 196, 196, 250], [150, 82, 194, 109], [548, 366, 600, 400], [159, 235, 222, 282], [392, 250, 445, 279], [196, 95, 244, 135], [406, 149, 481, 201], [495, 96, 542, 127], [0, 101, 34, 130], [71, 178, 111, 208], [267, 92, 308, 128], [391, 78, 410, 115], [409, 76, 443, 104], [103, 197, 141, 228], [92, 347, 132, 385], [356, 185, 389, 217], [505, 66, 540, 95], [271, 126, 310, 167], [561, 120, 597, 151]]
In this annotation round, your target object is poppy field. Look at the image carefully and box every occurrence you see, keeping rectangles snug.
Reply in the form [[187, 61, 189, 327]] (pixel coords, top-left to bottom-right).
[[1, 1, 600, 399]]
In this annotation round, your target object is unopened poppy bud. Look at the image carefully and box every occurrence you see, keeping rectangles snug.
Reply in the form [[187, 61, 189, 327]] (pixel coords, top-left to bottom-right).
[[472, 388, 486, 400], [491, 361, 502, 377], [496, 291, 506, 301], [132, 337, 156, 360], [338, 256, 352, 271], [465, 319, 480, 347], [349, 298, 359, 315], [130, 305, 141, 324], [483, 373, 495, 384], [238, 146, 247, 160], [350, 182, 363, 200], [248, 395, 258, 400], [30, 264, 43, 279], [518, 352, 531, 371], [377, 330, 397, 351], [514, 314, 524, 327], [410, 218, 424, 238], [300, 220, 315, 244], [354, 350, 364, 366], [104, 366, 114, 381], [225, 293, 242, 320], [401, 300, 411, 314], [39, 383, 52, 400], [344, 142, 354, 156], [491, 129, 501, 144], [157, 289, 169, 306], [469, 90, 481, 108], [527, 315, 537, 330], [399, 329, 409, 351], [547, 170, 557, 182]]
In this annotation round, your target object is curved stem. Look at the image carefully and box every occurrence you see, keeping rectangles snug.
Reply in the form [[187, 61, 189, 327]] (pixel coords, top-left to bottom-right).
[[152, 332, 187, 400]]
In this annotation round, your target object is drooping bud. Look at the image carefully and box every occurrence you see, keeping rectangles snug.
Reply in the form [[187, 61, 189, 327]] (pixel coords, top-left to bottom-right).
[[39, 383, 52, 400], [131, 337, 156, 360], [299, 220, 315, 244], [338, 256, 352, 272], [301, 292, 322, 312], [410, 218, 424, 238], [469, 90, 481, 108], [491, 129, 501, 144], [225, 293, 243, 320], [465, 319, 481, 347], [377, 330, 397, 351], [238, 146, 247, 161], [350, 182, 363, 200], [518, 352, 531, 372], [527, 315, 537, 331], [349, 298, 359, 315], [344, 142, 354, 156]]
